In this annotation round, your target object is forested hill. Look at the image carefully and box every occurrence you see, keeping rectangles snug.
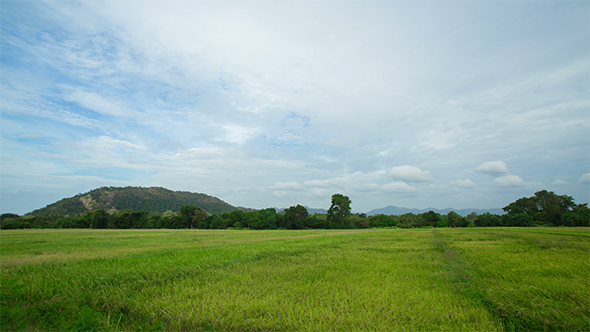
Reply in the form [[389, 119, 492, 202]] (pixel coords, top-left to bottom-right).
[[28, 186, 238, 216]]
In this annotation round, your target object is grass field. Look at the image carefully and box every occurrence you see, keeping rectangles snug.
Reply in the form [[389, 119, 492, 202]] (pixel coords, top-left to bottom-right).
[[1, 227, 588, 331]]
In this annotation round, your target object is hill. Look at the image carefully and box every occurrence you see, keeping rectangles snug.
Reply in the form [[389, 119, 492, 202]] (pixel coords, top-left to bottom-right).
[[367, 205, 504, 217], [28, 186, 237, 216]]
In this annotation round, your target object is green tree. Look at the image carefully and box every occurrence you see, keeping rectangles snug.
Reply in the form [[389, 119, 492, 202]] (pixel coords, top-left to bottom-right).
[[561, 203, 590, 226], [368, 214, 393, 228], [446, 211, 468, 227], [91, 209, 109, 229], [504, 190, 577, 226], [248, 208, 278, 229], [306, 213, 328, 229], [398, 213, 417, 228], [0, 213, 20, 221], [180, 205, 208, 229], [284, 205, 309, 229], [419, 211, 441, 227], [503, 196, 538, 215], [502, 213, 534, 227], [149, 215, 161, 229], [203, 215, 221, 229], [159, 210, 183, 229], [349, 215, 370, 228], [328, 194, 351, 229], [229, 210, 246, 228], [474, 212, 500, 227]]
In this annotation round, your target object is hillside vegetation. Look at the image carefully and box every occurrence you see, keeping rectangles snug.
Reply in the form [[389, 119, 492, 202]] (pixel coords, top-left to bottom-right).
[[28, 186, 236, 216], [2, 190, 588, 230]]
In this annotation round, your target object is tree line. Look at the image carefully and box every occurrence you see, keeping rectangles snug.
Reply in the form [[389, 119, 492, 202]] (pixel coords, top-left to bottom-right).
[[1, 190, 588, 230]]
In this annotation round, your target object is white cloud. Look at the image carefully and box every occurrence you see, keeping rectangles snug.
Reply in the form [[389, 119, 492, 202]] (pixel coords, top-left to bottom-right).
[[0, 84, 103, 130], [222, 125, 260, 144], [272, 191, 287, 198], [311, 188, 332, 198], [90, 136, 147, 151], [353, 182, 380, 192], [416, 123, 468, 151], [388, 165, 433, 182], [578, 173, 590, 184], [493, 175, 526, 187], [304, 179, 330, 188], [64, 90, 140, 118], [475, 161, 510, 177], [552, 180, 570, 186], [450, 179, 477, 188], [270, 181, 303, 191], [381, 182, 417, 193], [3, 1, 589, 214]]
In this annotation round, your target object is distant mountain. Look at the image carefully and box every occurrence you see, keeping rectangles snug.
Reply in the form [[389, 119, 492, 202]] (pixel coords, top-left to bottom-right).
[[28, 186, 505, 218], [277, 205, 502, 217], [277, 206, 328, 214], [367, 205, 504, 217], [28, 186, 238, 216], [305, 207, 328, 214]]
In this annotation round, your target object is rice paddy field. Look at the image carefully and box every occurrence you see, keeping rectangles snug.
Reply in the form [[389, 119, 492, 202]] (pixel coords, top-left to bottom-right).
[[1, 227, 588, 331]]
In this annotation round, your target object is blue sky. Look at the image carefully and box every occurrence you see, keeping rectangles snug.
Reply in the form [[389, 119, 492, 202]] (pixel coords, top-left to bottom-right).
[[1, 1, 588, 215]]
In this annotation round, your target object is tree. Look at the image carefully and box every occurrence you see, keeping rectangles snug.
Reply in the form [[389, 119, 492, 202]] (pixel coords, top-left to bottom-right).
[[534, 190, 575, 226], [114, 211, 132, 229], [180, 205, 208, 229], [349, 215, 370, 228], [306, 213, 328, 229], [0, 213, 20, 221], [248, 208, 278, 230], [149, 215, 162, 229], [91, 209, 109, 229], [503, 197, 538, 215], [561, 203, 590, 226], [446, 211, 468, 227], [328, 194, 351, 229], [159, 210, 183, 229], [474, 212, 500, 227], [419, 211, 441, 227], [229, 210, 246, 228], [398, 213, 417, 228], [503, 190, 577, 226], [206, 215, 224, 229], [368, 214, 394, 228], [284, 205, 309, 229]]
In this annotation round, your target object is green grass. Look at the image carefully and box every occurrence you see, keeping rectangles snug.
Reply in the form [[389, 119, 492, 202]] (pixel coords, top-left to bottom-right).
[[438, 227, 590, 331], [1, 228, 588, 331]]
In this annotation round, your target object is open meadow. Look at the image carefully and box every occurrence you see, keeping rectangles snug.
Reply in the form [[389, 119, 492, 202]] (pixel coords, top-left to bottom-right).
[[1, 227, 588, 331]]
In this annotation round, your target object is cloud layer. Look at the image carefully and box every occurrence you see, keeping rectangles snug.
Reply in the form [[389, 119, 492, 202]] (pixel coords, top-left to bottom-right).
[[476, 161, 510, 177], [1, 1, 588, 214]]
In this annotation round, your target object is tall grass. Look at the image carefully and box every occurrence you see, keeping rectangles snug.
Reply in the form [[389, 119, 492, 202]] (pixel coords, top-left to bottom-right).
[[437, 227, 590, 331], [1, 228, 587, 331]]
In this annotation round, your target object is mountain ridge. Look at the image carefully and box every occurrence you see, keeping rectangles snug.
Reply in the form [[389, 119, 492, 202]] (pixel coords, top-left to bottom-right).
[[28, 186, 238, 216], [280, 206, 502, 217], [366, 205, 504, 217], [26, 186, 503, 217]]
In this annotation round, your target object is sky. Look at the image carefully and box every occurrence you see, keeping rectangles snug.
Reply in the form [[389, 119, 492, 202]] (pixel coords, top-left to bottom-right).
[[1, 1, 589, 215]]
